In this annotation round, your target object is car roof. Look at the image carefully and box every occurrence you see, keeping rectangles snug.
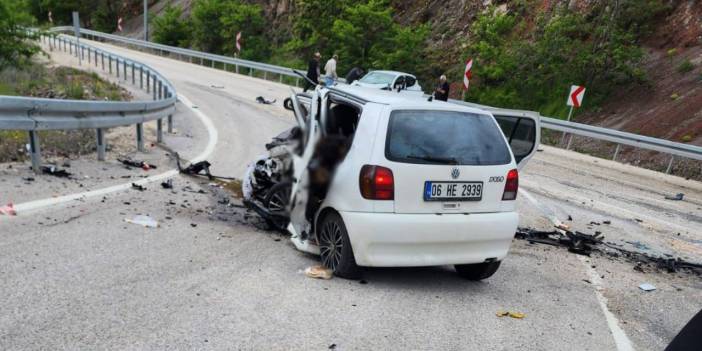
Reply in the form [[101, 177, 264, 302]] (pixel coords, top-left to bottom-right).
[[365, 70, 416, 79], [328, 85, 490, 115]]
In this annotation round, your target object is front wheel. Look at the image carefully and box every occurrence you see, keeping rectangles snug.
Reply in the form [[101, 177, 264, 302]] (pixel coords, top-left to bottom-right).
[[318, 212, 362, 279], [454, 261, 501, 280], [263, 181, 291, 231]]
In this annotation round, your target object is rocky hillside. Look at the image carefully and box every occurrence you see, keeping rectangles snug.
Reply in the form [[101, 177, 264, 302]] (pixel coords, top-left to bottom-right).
[[121, 0, 701, 147]]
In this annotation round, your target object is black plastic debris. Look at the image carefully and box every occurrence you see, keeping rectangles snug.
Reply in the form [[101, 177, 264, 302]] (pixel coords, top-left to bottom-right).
[[516, 227, 702, 276], [118, 158, 157, 170], [41, 165, 71, 178], [664, 193, 684, 201], [161, 179, 173, 189], [22, 177, 35, 182], [132, 183, 146, 191], [255, 96, 276, 104], [177, 158, 213, 180]]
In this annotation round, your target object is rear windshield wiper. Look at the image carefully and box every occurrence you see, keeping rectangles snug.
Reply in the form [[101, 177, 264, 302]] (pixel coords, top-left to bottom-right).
[[406, 155, 459, 165]]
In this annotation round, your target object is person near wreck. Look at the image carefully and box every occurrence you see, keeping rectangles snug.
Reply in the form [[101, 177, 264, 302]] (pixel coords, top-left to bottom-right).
[[345, 66, 364, 84], [434, 74, 450, 101], [304, 52, 321, 92], [323, 54, 339, 87]]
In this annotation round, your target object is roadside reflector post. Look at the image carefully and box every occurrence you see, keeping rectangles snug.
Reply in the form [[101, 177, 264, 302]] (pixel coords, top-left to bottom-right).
[[28, 131, 42, 174], [136, 123, 144, 152], [96, 128, 106, 161], [157, 119, 163, 143], [561, 85, 586, 147], [612, 144, 621, 161], [666, 156, 675, 174], [566, 134, 574, 150]]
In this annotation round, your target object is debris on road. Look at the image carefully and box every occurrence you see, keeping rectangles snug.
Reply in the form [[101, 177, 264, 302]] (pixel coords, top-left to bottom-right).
[[664, 193, 684, 201], [124, 215, 159, 228], [161, 179, 173, 189], [119, 158, 157, 170], [255, 96, 276, 104], [177, 157, 214, 180], [210, 84, 224, 89], [41, 165, 71, 178], [0, 203, 17, 216], [22, 177, 35, 182], [639, 283, 656, 291], [304, 265, 333, 280], [516, 227, 702, 276], [496, 311, 526, 319], [132, 183, 146, 191]]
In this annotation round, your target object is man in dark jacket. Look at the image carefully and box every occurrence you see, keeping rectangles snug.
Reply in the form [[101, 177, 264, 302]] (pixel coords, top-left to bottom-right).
[[345, 67, 364, 84], [304, 52, 321, 92], [434, 74, 450, 101]]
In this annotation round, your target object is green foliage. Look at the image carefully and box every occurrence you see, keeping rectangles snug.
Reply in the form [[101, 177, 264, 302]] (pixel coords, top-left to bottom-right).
[[191, 0, 267, 60], [0, 0, 41, 69], [28, 0, 143, 32], [677, 59, 694, 74], [286, 0, 428, 79], [152, 6, 191, 47], [464, 1, 665, 116]]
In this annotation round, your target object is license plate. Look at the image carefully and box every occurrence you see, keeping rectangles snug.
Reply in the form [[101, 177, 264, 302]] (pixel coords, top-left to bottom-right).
[[424, 181, 483, 201]]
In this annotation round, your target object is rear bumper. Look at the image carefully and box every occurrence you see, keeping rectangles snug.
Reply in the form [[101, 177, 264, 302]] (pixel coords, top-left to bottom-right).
[[339, 211, 518, 267]]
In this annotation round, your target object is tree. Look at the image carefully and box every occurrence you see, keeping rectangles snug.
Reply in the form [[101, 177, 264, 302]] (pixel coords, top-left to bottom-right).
[[191, 0, 226, 53], [152, 5, 190, 47], [0, 0, 41, 70]]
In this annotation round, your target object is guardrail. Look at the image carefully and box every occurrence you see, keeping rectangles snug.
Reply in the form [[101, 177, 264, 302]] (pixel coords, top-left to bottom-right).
[[52, 26, 702, 175], [0, 31, 177, 173]]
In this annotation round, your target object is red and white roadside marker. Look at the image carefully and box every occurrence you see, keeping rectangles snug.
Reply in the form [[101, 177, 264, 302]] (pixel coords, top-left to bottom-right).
[[117, 17, 123, 32], [236, 32, 242, 53], [567, 85, 586, 108], [562, 85, 587, 148]]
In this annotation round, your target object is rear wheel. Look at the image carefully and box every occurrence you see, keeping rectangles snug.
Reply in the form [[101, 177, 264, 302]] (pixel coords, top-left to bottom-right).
[[454, 261, 501, 280], [318, 212, 362, 279]]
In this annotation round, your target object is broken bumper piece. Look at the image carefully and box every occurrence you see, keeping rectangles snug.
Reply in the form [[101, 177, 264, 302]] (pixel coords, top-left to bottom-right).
[[340, 211, 518, 267]]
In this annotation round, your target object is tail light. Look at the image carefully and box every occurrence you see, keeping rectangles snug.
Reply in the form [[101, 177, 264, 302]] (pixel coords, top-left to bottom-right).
[[359, 165, 394, 200], [502, 169, 519, 200]]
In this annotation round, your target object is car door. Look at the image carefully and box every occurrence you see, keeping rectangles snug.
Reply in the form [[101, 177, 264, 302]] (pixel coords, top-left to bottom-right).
[[490, 109, 541, 170], [287, 90, 327, 241]]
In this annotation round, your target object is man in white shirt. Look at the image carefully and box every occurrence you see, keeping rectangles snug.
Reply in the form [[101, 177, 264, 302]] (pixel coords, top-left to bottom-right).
[[324, 54, 338, 86]]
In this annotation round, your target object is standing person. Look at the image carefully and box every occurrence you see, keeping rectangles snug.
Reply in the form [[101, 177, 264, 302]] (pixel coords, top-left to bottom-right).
[[434, 75, 450, 101], [345, 67, 364, 84], [304, 52, 321, 92], [324, 54, 338, 86]]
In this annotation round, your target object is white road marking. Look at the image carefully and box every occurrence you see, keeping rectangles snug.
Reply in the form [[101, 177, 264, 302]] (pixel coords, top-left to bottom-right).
[[8, 95, 218, 216], [519, 188, 636, 351]]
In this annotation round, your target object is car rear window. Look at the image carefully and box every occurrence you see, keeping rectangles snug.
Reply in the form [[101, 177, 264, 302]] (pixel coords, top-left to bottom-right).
[[385, 110, 512, 166]]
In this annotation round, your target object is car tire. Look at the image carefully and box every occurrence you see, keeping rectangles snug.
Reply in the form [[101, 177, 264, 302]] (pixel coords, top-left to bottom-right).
[[454, 261, 501, 281], [318, 212, 362, 279], [263, 181, 291, 231]]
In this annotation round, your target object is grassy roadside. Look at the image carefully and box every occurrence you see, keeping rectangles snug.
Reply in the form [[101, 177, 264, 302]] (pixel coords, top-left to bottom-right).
[[0, 63, 132, 162]]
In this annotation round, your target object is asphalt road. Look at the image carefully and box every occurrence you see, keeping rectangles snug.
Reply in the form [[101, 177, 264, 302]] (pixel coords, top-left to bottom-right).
[[0, 40, 700, 350]]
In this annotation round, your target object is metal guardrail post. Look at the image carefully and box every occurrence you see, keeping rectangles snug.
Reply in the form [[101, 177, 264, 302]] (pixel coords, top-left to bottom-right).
[[200, 57, 203, 65], [666, 156, 675, 174], [140, 66, 143, 89], [612, 144, 621, 161], [101, 52, 104, 70], [69, 41, 72, 54], [96, 128, 106, 161], [152, 79, 157, 100], [236, 64, 239, 74], [566, 134, 574, 150], [123, 60, 127, 81], [296, 78, 299, 87], [263, 71, 267, 80], [211, 60, 214, 68], [146, 71, 150, 92], [116, 59, 120, 78], [108, 56, 112, 74], [279, 74, 283, 83], [28, 131, 42, 173], [131, 63, 135, 85], [249, 68, 253, 77], [136, 123, 144, 152]]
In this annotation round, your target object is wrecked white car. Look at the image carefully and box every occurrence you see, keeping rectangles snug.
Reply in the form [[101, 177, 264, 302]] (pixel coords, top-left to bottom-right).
[[243, 84, 540, 279]]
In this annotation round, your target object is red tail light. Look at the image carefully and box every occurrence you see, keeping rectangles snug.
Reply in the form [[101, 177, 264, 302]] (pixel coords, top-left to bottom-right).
[[502, 169, 519, 200], [359, 165, 394, 200]]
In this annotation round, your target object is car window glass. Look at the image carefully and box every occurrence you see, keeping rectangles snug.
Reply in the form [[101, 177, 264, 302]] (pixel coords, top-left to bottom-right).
[[386, 110, 512, 166], [359, 72, 395, 85], [494, 115, 536, 163], [405, 76, 416, 87]]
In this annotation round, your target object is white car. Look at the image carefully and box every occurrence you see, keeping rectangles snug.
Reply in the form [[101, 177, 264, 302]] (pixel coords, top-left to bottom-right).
[[351, 70, 424, 95], [244, 85, 540, 280]]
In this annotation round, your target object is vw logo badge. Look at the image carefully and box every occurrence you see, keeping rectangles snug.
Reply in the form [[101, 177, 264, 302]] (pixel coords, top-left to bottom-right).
[[451, 167, 460, 179]]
